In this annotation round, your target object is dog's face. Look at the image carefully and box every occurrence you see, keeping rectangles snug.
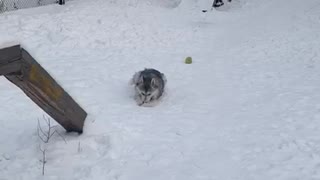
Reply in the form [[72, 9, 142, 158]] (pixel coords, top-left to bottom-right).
[[135, 76, 160, 103]]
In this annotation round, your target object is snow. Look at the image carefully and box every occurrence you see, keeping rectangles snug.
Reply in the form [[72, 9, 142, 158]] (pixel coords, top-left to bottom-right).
[[0, 41, 20, 49], [1, 0, 320, 179]]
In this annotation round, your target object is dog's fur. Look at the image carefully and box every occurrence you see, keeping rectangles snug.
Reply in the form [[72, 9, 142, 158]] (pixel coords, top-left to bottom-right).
[[130, 68, 167, 106]]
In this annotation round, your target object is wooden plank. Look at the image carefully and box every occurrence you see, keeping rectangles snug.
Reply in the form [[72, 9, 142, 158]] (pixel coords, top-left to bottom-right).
[[0, 61, 22, 76], [2, 46, 87, 133], [0, 45, 21, 64], [0, 45, 21, 76]]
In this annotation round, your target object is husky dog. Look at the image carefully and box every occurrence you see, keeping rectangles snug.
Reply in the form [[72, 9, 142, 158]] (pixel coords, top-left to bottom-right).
[[130, 68, 167, 106]]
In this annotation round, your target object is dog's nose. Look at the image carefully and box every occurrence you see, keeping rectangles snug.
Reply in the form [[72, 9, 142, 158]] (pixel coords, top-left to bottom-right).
[[141, 92, 150, 96]]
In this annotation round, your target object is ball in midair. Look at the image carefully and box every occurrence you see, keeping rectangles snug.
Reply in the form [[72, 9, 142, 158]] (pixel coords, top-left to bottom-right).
[[185, 57, 192, 64]]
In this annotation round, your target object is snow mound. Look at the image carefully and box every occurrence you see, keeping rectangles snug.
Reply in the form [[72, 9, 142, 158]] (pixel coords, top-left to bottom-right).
[[0, 41, 20, 49], [107, 0, 182, 8], [149, 0, 182, 8]]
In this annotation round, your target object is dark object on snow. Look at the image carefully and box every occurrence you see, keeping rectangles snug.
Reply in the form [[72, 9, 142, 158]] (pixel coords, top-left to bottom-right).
[[0, 44, 87, 133], [59, 0, 65, 5], [212, 0, 224, 8], [131, 68, 167, 106], [0, 0, 67, 14]]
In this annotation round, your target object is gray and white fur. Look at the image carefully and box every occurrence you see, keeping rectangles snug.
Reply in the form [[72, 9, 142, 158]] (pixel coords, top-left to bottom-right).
[[130, 68, 167, 106]]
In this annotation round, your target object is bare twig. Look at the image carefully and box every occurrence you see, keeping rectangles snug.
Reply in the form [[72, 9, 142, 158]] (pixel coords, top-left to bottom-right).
[[37, 127, 47, 143], [38, 144, 46, 176], [55, 130, 67, 144], [38, 119, 49, 142], [48, 130, 56, 139], [78, 141, 82, 153], [37, 116, 67, 176]]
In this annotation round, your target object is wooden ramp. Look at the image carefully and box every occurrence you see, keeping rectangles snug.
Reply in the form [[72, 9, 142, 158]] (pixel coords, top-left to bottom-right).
[[0, 44, 87, 133]]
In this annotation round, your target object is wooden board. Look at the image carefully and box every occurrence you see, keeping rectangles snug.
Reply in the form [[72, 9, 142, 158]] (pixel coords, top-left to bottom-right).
[[0, 45, 21, 76], [0, 45, 87, 133]]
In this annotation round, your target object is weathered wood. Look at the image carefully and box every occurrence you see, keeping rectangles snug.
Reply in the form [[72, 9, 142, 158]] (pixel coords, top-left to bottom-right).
[[0, 45, 21, 63], [0, 45, 21, 76], [1, 45, 87, 133], [0, 61, 22, 76]]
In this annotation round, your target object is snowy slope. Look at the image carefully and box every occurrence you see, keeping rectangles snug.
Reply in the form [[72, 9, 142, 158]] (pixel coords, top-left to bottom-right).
[[1, 0, 320, 179]]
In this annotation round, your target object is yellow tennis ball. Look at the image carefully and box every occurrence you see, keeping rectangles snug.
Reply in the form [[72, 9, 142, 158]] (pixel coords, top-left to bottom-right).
[[185, 57, 192, 64]]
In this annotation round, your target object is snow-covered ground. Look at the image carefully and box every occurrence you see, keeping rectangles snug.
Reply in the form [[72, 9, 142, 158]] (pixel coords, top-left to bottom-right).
[[1, 0, 320, 179]]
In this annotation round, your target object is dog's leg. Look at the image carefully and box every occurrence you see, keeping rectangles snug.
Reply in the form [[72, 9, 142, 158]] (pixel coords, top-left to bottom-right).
[[135, 93, 144, 106]]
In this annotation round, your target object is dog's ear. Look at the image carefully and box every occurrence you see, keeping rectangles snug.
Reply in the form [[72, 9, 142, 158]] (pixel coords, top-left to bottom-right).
[[132, 72, 143, 85], [151, 78, 158, 88]]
